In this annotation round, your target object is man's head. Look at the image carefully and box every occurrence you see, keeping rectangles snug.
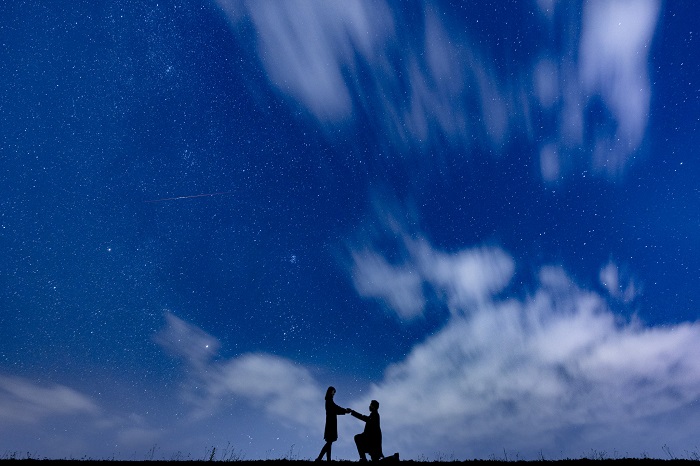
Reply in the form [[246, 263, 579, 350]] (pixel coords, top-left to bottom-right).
[[369, 400, 379, 412]]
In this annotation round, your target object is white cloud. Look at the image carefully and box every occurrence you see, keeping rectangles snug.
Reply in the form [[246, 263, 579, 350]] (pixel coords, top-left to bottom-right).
[[343, 203, 700, 458], [154, 313, 323, 430], [534, 58, 559, 110], [599, 261, 639, 303], [537, 0, 558, 19], [215, 0, 496, 151], [151, 268, 700, 461], [411, 239, 514, 311], [351, 256, 700, 459], [216, 0, 661, 181], [0, 375, 100, 424], [350, 227, 514, 319], [213, 354, 322, 428], [0, 375, 181, 458], [222, 0, 394, 122], [539, 142, 561, 182], [154, 312, 220, 368], [579, 0, 660, 176], [351, 249, 425, 319]]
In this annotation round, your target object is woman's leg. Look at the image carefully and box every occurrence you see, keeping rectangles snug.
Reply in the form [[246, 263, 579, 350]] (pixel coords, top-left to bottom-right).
[[316, 442, 331, 461]]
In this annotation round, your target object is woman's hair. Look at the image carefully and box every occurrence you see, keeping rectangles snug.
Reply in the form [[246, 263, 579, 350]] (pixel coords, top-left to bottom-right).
[[325, 386, 336, 400]]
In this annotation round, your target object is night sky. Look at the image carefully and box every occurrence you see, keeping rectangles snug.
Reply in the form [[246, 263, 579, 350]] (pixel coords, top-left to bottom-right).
[[1, 0, 699, 461]]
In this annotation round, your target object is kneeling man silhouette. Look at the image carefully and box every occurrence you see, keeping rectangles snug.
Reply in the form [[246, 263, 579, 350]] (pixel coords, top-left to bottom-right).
[[350, 400, 396, 462]]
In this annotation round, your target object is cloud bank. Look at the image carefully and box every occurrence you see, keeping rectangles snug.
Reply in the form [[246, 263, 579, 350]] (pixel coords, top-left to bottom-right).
[[4, 258, 696, 461], [347, 221, 700, 459], [216, 0, 661, 180], [141, 225, 700, 459]]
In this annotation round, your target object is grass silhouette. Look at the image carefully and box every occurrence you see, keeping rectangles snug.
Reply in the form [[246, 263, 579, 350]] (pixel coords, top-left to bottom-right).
[[3, 444, 700, 465]]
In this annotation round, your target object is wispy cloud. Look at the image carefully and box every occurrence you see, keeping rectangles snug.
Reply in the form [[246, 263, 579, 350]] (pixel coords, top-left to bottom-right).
[[218, 0, 394, 122], [350, 213, 514, 319], [0, 375, 181, 458], [599, 260, 639, 303], [352, 242, 515, 319], [0, 375, 99, 424], [154, 312, 323, 430], [216, 0, 661, 180], [578, 0, 660, 176], [351, 249, 425, 319]]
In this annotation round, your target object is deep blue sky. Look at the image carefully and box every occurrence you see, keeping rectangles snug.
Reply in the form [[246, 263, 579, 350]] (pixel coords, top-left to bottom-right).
[[1, 0, 699, 461]]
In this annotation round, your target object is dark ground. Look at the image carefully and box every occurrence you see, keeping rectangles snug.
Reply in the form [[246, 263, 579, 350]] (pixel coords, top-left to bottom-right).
[[0, 459, 698, 465]]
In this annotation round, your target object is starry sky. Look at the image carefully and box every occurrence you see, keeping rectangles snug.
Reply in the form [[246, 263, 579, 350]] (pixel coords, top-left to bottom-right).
[[1, 0, 699, 461]]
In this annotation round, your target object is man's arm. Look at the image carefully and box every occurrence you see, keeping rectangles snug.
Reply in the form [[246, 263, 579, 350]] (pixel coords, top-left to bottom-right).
[[350, 410, 370, 422]]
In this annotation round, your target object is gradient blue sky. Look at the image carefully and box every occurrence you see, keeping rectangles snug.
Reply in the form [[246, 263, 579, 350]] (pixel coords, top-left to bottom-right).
[[1, 0, 699, 461]]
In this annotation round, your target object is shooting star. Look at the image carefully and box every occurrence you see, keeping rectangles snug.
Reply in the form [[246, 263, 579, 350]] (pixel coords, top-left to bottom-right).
[[144, 191, 232, 203]]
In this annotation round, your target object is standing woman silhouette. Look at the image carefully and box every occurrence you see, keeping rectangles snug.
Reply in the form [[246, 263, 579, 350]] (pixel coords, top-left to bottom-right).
[[315, 386, 350, 461]]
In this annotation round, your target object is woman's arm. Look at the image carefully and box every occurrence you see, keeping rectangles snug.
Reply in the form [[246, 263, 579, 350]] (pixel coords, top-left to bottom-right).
[[332, 401, 348, 415]]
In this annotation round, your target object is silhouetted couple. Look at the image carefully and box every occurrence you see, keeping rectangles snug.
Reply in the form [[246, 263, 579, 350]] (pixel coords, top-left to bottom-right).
[[315, 386, 386, 462]]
